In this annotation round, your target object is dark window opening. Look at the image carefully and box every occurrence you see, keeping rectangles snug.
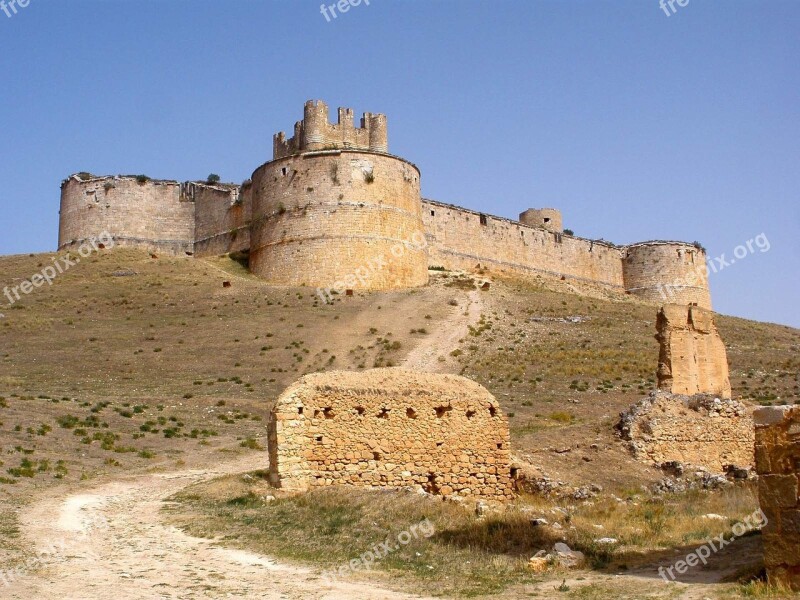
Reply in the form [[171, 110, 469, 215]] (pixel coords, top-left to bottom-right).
[[281, 167, 288, 176], [406, 407, 417, 419], [497, 443, 503, 449], [298, 407, 303, 415], [373, 452, 381, 460], [466, 409, 476, 419], [323, 407, 335, 419], [435, 405, 452, 418], [479, 214, 488, 226], [430, 210, 435, 216], [355, 406, 365, 416], [489, 406, 497, 417], [543, 217, 551, 223], [377, 408, 390, 419], [315, 435, 323, 442]]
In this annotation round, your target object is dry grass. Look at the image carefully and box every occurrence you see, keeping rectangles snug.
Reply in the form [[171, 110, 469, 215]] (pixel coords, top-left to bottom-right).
[[166, 474, 768, 598]]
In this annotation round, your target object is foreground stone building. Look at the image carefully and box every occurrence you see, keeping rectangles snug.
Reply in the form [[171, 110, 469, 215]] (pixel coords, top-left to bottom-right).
[[59, 100, 712, 308], [754, 406, 800, 591], [267, 368, 515, 500]]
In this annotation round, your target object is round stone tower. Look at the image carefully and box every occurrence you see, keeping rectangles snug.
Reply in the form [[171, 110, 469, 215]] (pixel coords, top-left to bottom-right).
[[59, 174, 195, 255], [623, 241, 711, 309], [519, 208, 563, 233], [250, 101, 428, 291]]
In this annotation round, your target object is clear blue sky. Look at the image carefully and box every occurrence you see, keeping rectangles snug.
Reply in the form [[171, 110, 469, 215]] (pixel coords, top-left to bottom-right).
[[0, 0, 797, 327]]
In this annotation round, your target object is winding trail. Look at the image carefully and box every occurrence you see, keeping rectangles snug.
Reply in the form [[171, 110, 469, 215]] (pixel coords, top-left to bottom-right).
[[402, 288, 483, 372], [9, 454, 431, 599]]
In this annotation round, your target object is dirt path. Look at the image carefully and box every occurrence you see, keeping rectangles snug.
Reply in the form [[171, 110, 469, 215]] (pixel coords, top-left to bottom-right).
[[7, 454, 431, 600], [402, 288, 483, 372]]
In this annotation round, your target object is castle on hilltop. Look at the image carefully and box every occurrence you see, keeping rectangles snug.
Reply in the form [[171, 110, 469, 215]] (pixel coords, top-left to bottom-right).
[[58, 99, 712, 308]]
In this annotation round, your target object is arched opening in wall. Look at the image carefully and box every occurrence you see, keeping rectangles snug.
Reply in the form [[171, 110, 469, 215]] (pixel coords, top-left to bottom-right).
[[355, 406, 365, 417], [281, 167, 289, 177], [466, 409, 476, 420], [489, 406, 497, 417], [406, 407, 417, 419], [377, 408, 390, 419]]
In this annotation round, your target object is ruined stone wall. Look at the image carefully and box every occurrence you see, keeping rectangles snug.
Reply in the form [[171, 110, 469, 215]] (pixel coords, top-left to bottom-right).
[[268, 369, 515, 500], [618, 390, 754, 471], [623, 242, 711, 309], [754, 406, 800, 591], [421, 199, 626, 292], [656, 304, 731, 398], [192, 182, 252, 257], [250, 151, 428, 291], [59, 176, 195, 255]]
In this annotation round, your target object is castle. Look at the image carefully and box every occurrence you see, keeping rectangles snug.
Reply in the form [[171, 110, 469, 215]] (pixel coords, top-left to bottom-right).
[[58, 99, 712, 308]]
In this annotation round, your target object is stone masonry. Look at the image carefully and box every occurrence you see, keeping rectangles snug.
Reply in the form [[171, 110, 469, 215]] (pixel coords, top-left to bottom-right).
[[754, 405, 800, 591], [267, 368, 515, 500], [617, 390, 754, 472], [656, 304, 731, 398], [59, 99, 713, 308]]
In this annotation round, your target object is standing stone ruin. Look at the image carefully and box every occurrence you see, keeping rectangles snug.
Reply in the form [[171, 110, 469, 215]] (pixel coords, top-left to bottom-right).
[[267, 368, 515, 500], [754, 406, 800, 591], [618, 305, 752, 472], [656, 304, 731, 398]]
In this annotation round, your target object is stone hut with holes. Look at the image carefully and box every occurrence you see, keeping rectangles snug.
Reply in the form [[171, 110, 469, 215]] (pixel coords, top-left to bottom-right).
[[267, 368, 515, 500]]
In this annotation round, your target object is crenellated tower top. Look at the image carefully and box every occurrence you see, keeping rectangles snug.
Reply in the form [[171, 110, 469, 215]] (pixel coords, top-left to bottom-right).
[[273, 99, 388, 159]]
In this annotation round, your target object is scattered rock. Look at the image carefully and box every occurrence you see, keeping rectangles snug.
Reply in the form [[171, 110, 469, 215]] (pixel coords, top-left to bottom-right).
[[530, 518, 549, 527], [475, 500, 488, 517], [594, 537, 618, 545], [553, 542, 585, 568], [111, 269, 137, 277], [702, 514, 726, 520]]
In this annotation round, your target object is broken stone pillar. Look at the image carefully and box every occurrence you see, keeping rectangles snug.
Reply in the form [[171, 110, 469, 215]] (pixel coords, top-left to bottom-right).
[[754, 406, 800, 591], [656, 304, 731, 398]]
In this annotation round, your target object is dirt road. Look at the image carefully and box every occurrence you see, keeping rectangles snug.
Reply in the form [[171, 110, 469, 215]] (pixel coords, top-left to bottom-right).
[[8, 454, 430, 599]]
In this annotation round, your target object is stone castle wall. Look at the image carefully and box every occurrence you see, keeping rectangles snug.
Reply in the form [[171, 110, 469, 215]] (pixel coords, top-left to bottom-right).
[[267, 368, 515, 500], [59, 176, 195, 255], [192, 181, 253, 257], [56, 100, 713, 308], [754, 405, 800, 591], [656, 304, 731, 398], [249, 150, 428, 291], [422, 199, 626, 291]]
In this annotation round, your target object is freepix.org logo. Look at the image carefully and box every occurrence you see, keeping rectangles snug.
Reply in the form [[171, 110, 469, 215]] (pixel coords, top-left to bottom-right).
[[1, 0, 32, 19]]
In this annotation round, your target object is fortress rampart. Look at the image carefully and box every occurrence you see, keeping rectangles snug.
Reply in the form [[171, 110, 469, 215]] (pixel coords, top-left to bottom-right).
[[57, 99, 713, 309], [59, 176, 196, 255], [249, 149, 427, 290]]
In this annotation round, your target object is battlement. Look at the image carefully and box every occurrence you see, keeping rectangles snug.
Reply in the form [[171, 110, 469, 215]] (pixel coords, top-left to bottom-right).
[[273, 99, 388, 159]]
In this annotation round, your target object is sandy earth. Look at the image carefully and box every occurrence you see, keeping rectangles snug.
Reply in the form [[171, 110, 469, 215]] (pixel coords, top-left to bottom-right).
[[7, 454, 431, 600]]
